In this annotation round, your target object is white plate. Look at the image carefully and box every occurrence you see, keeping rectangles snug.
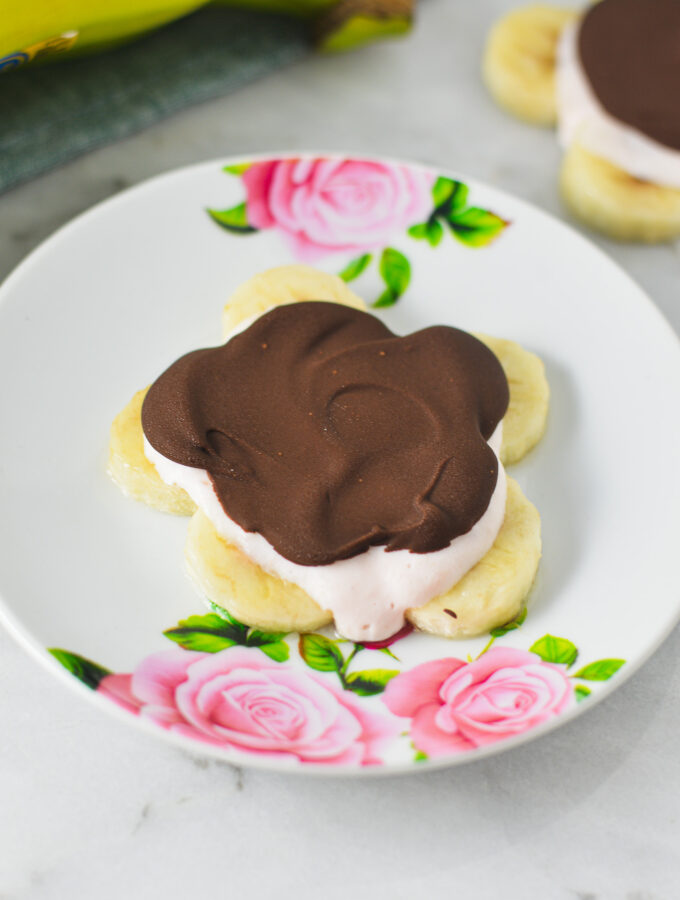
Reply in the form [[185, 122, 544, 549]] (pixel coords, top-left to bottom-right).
[[0, 154, 678, 775]]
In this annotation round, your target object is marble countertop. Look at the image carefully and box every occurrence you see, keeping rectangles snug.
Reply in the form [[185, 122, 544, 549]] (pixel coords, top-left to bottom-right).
[[1, 2, 679, 897]]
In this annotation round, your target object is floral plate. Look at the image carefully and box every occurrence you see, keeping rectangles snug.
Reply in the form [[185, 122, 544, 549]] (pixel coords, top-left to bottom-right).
[[0, 154, 679, 774]]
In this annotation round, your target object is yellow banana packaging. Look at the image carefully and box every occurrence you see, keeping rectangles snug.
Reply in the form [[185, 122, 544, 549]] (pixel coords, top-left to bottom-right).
[[0, 0, 413, 70]]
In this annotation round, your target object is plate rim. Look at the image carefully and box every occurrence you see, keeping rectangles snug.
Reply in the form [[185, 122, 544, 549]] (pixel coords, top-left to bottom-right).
[[1, 150, 679, 776]]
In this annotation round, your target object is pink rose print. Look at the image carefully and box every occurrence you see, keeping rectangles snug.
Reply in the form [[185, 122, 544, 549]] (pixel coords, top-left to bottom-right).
[[241, 157, 432, 261], [98, 647, 400, 765], [383, 647, 575, 757]]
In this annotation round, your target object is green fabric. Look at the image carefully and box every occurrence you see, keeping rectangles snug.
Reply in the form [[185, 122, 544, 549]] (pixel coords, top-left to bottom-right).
[[0, 7, 310, 195]]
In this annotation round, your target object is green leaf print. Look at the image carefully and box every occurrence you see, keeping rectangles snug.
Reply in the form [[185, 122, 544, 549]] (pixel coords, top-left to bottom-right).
[[344, 668, 399, 696], [257, 641, 290, 663], [432, 176, 468, 213], [164, 630, 238, 653], [338, 253, 373, 282], [446, 207, 508, 247], [489, 607, 527, 638], [298, 633, 345, 672], [49, 649, 111, 690], [407, 220, 443, 247], [529, 634, 579, 667], [164, 611, 288, 659], [373, 247, 411, 307], [222, 162, 252, 175], [207, 202, 258, 233], [572, 659, 625, 681]]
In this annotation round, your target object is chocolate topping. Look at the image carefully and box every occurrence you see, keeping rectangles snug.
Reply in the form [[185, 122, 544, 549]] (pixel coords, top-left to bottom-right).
[[142, 302, 509, 566], [578, 0, 680, 152]]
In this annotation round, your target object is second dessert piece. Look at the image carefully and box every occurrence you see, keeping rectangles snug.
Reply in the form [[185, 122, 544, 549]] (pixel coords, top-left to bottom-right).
[[483, 0, 680, 242]]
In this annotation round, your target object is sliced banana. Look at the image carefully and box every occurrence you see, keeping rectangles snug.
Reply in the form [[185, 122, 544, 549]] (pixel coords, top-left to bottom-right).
[[184, 478, 539, 640], [185, 509, 333, 634], [560, 142, 680, 243], [406, 478, 541, 638], [483, 4, 577, 126], [107, 387, 196, 515], [476, 334, 549, 466], [222, 264, 367, 338]]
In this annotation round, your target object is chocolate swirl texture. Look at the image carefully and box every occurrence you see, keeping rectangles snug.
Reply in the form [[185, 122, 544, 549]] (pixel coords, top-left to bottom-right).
[[578, 0, 680, 152], [142, 302, 509, 566]]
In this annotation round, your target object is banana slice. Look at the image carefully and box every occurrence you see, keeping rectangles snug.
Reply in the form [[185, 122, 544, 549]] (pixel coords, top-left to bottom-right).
[[483, 4, 577, 125], [107, 387, 196, 516], [560, 142, 680, 243], [185, 509, 333, 634], [222, 264, 367, 338], [476, 334, 549, 466], [184, 478, 539, 640], [406, 478, 541, 638]]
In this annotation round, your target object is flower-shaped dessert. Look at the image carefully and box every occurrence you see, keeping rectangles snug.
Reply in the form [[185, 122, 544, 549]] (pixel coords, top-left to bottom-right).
[[108, 266, 548, 642]]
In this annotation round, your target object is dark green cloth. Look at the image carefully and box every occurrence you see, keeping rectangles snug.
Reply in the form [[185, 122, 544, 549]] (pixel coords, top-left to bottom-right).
[[0, 8, 310, 195]]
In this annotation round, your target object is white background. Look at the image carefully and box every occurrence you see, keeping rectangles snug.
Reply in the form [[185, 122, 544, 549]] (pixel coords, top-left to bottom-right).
[[1, 1, 679, 897]]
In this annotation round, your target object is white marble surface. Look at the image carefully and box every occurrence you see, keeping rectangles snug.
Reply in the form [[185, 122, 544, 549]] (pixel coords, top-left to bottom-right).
[[1, 2, 679, 898]]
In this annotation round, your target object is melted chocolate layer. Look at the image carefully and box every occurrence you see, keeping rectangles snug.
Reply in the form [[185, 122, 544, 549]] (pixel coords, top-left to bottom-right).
[[142, 302, 509, 566], [578, 0, 680, 152]]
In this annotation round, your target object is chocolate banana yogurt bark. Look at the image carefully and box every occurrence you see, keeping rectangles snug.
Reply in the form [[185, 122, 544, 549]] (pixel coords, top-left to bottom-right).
[[484, 0, 680, 241], [108, 266, 547, 641], [142, 302, 511, 641]]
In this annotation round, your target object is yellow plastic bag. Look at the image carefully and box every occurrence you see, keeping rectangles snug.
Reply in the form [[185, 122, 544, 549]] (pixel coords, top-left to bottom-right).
[[0, 0, 208, 69]]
